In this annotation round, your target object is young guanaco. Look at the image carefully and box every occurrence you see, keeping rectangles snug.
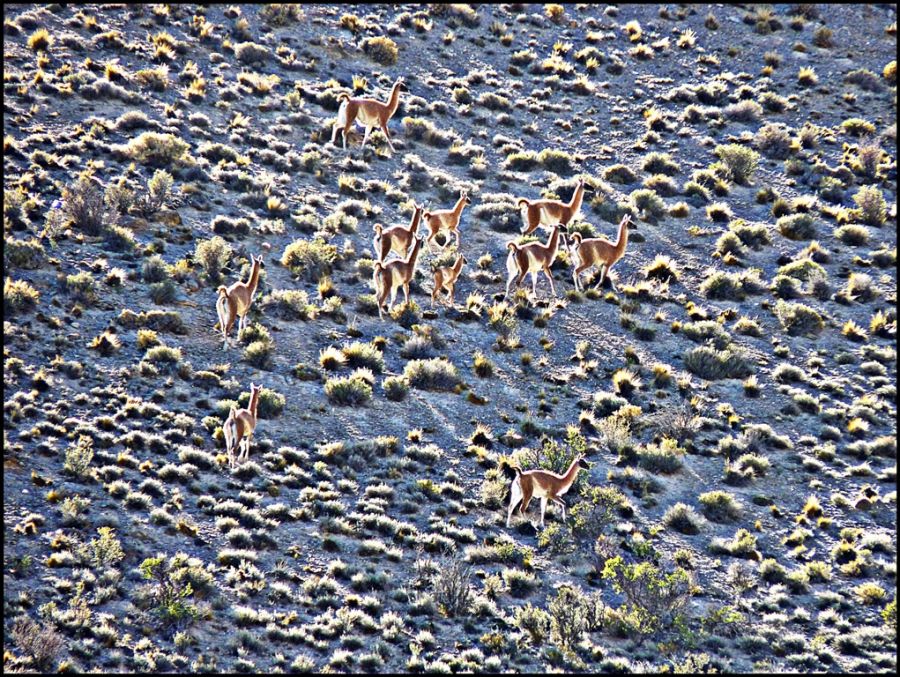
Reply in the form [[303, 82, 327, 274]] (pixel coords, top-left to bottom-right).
[[331, 77, 406, 152], [503, 455, 592, 529], [223, 383, 261, 469], [373, 234, 424, 319], [372, 203, 424, 263], [570, 214, 632, 291], [504, 223, 566, 300], [216, 254, 263, 349], [517, 178, 590, 235], [423, 190, 472, 253], [431, 254, 467, 308]]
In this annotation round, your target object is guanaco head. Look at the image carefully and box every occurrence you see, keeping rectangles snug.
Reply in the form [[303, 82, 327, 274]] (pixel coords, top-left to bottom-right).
[[423, 210, 432, 220], [516, 198, 530, 208], [338, 92, 351, 103], [373, 223, 383, 235], [569, 232, 583, 246], [578, 177, 595, 194], [217, 285, 229, 297], [506, 241, 519, 251], [461, 190, 472, 205], [395, 77, 408, 92], [250, 382, 261, 395], [254, 253, 264, 268]]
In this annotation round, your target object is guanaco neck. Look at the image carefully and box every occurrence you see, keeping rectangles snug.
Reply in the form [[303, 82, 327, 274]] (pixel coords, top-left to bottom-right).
[[248, 389, 260, 419], [612, 218, 629, 260], [247, 258, 261, 297], [404, 237, 423, 276], [546, 226, 561, 257], [451, 255, 464, 277], [569, 182, 585, 211], [559, 457, 582, 488], [452, 194, 467, 217], [386, 82, 402, 118], [408, 207, 422, 235]]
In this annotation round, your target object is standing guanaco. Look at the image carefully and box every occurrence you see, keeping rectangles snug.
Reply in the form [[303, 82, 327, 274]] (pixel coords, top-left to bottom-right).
[[504, 223, 566, 300], [216, 254, 264, 349], [331, 77, 407, 152], [503, 455, 592, 529], [373, 234, 424, 319], [423, 190, 472, 253], [570, 214, 632, 292], [373, 203, 424, 263], [223, 383, 261, 469], [517, 178, 591, 235], [431, 254, 467, 308]]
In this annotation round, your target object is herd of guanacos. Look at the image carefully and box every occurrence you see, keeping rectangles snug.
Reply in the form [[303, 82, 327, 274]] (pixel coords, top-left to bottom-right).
[[214, 77, 632, 528]]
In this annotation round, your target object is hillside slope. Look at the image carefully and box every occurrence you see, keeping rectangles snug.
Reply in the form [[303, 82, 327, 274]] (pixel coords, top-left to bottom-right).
[[3, 3, 897, 673]]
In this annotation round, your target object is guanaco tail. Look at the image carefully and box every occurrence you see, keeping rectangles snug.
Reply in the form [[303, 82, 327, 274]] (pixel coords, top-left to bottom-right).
[[503, 455, 592, 529], [373, 233, 424, 319], [373, 203, 424, 263], [431, 253, 467, 308], [216, 253, 264, 349], [331, 77, 406, 152], [423, 190, 472, 253], [518, 177, 591, 235], [504, 223, 567, 300], [223, 383, 261, 469], [570, 214, 632, 291]]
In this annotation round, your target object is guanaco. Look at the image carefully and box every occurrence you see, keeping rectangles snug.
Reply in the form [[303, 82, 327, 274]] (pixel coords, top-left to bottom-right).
[[373, 234, 424, 319], [223, 383, 261, 469], [431, 254, 467, 308], [570, 214, 632, 292], [503, 455, 592, 529], [331, 77, 406, 152], [373, 203, 424, 263], [216, 254, 264, 349], [505, 223, 566, 300], [423, 190, 472, 253], [517, 177, 590, 235]]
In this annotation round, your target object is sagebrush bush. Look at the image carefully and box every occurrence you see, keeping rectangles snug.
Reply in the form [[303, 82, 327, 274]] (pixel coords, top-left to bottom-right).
[[853, 185, 887, 226]]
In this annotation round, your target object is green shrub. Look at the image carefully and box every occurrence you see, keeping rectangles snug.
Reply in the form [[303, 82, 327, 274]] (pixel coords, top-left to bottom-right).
[[641, 152, 680, 175], [601, 557, 692, 634], [777, 213, 816, 240], [5, 237, 46, 270], [603, 164, 638, 184], [714, 144, 759, 184], [383, 376, 409, 401], [342, 342, 385, 373], [261, 289, 317, 320], [281, 238, 338, 281], [638, 438, 685, 474], [363, 36, 399, 65], [853, 185, 887, 226], [699, 491, 742, 522], [773, 300, 824, 337], [663, 502, 703, 534], [683, 346, 753, 380], [325, 374, 372, 406], [120, 132, 189, 167], [62, 173, 110, 235], [403, 358, 460, 391], [700, 269, 765, 301], [629, 188, 666, 220], [194, 236, 232, 284], [4, 277, 40, 315]]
